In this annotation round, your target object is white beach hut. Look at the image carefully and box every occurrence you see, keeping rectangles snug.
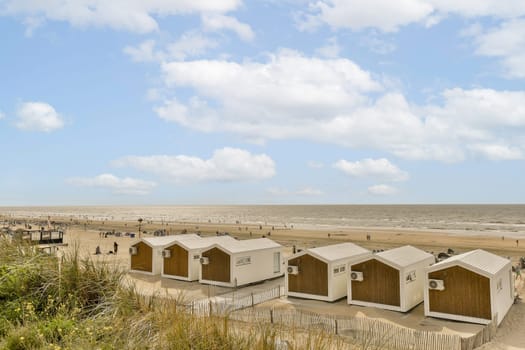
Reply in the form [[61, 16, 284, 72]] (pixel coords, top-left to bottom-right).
[[348, 245, 435, 312], [199, 238, 283, 287], [161, 235, 237, 281], [286, 242, 371, 302], [129, 234, 201, 275], [424, 249, 513, 325]]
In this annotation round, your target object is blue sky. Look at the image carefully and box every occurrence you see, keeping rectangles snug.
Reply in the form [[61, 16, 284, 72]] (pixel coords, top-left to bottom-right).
[[1, 0, 525, 205]]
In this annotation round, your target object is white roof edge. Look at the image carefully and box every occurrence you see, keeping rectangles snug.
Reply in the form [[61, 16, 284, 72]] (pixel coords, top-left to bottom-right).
[[427, 249, 511, 276]]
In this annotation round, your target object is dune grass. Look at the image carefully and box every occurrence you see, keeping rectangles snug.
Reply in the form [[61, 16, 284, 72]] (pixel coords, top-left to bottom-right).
[[0, 237, 350, 350]]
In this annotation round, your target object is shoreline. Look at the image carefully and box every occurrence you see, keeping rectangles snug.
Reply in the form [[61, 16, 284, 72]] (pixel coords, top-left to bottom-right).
[[4, 214, 524, 264]]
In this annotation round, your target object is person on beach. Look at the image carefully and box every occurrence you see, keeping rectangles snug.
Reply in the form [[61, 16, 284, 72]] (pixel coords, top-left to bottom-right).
[[113, 241, 118, 254]]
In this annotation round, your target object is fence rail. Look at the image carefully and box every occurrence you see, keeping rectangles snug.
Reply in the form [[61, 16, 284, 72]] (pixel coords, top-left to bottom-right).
[[184, 285, 493, 350]]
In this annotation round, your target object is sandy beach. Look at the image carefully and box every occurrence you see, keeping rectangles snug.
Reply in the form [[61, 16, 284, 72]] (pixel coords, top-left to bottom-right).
[[4, 215, 525, 349]]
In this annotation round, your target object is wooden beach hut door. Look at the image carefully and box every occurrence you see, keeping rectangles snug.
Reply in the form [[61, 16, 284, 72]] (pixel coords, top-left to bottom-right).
[[288, 254, 328, 296], [201, 248, 230, 283], [351, 259, 400, 306], [164, 244, 188, 277], [131, 242, 153, 272], [428, 266, 491, 320]]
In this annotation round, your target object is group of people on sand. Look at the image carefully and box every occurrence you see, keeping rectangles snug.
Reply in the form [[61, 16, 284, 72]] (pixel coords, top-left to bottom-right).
[[95, 241, 118, 255]]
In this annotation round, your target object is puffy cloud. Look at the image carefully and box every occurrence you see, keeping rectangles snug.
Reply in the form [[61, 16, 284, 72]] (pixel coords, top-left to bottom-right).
[[334, 158, 409, 181], [202, 13, 255, 41], [15, 102, 64, 132], [157, 49, 382, 134], [299, 0, 525, 32], [66, 174, 157, 195], [307, 0, 434, 32], [315, 37, 341, 58], [471, 19, 525, 78], [0, 110, 5, 119], [124, 33, 218, 63], [368, 184, 398, 195], [1, 0, 242, 33], [468, 143, 523, 160], [123, 40, 162, 63], [113, 147, 276, 182], [156, 50, 525, 162]]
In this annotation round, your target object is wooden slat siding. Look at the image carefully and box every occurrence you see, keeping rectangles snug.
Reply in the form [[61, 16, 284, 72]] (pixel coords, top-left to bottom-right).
[[288, 254, 328, 296], [163, 243, 188, 277], [130, 242, 152, 272], [351, 258, 400, 307], [429, 265, 491, 320], [202, 247, 230, 283]]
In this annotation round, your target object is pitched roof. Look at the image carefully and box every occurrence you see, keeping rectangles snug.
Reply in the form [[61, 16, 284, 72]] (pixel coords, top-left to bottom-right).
[[209, 237, 281, 254], [376, 245, 434, 268], [307, 242, 370, 262], [141, 234, 201, 247], [173, 235, 237, 250], [430, 249, 510, 276]]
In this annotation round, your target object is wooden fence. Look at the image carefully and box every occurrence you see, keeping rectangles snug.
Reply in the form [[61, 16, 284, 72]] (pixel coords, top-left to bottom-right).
[[183, 285, 493, 350], [187, 284, 285, 316], [230, 308, 464, 350]]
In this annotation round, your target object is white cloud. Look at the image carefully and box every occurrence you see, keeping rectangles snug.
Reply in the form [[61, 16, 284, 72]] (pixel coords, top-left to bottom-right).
[[67, 174, 157, 195], [167, 32, 219, 60], [316, 37, 341, 58], [469, 143, 523, 160], [368, 184, 398, 195], [1, 0, 242, 33], [113, 147, 276, 182], [334, 158, 409, 181], [156, 50, 525, 162], [202, 13, 255, 41], [300, 0, 525, 32], [0, 110, 5, 120], [15, 102, 64, 132], [306, 0, 434, 32], [124, 33, 218, 63], [123, 40, 162, 62], [471, 19, 525, 78]]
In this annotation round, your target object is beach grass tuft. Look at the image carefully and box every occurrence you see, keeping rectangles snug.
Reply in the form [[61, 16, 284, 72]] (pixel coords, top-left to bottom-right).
[[0, 237, 355, 350]]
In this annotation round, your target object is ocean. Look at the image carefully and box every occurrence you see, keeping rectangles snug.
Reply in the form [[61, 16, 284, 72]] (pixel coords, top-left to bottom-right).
[[2, 205, 525, 237]]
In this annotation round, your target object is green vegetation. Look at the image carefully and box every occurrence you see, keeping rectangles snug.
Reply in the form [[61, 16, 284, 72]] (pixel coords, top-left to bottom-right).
[[0, 237, 344, 350]]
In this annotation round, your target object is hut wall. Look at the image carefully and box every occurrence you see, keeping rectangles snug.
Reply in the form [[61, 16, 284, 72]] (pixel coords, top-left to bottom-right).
[[428, 266, 491, 320], [201, 247, 230, 283], [233, 248, 283, 287], [402, 257, 435, 311], [188, 249, 203, 281], [329, 260, 350, 301], [491, 267, 514, 325], [288, 254, 328, 297], [130, 242, 152, 273], [163, 244, 188, 278], [350, 259, 400, 307]]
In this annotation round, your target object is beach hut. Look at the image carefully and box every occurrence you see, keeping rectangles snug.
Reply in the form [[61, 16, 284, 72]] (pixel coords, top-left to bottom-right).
[[129, 234, 201, 275], [348, 245, 435, 312], [424, 249, 513, 325], [199, 238, 283, 287], [161, 235, 237, 281], [286, 242, 371, 302]]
